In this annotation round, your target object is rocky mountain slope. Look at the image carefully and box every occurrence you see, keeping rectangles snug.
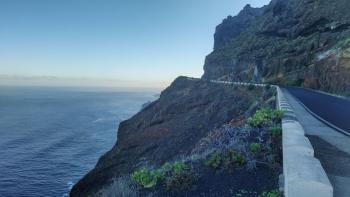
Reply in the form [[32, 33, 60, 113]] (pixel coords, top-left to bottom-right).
[[203, 0, 350, 95], [70, 77, 280, 196]]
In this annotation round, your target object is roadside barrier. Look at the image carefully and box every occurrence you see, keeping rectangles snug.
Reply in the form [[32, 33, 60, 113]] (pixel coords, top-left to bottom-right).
[[277, 87, 333, 197]]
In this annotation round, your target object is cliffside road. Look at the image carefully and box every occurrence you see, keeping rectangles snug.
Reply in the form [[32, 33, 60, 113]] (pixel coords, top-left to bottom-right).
[[283, 88, 350, 197], [286, 87, 350, 134]]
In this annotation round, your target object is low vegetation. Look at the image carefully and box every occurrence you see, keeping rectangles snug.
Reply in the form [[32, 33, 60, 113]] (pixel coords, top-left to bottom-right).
[[165, 168, 197, 192], [205, 149, 246, 172], [247, 108, 284, 127], [132, 161, 197, 192], [101, 87, 283, 196], [259, 189, 282, 197], [96, 176, 139, 197], [269, 126, 282, 138], [132, 168, 163, 188], [234, 188, 281, 197], [250, 143, 261, 153], [197, 106, 283, 172], [204, 152, 222, 169]]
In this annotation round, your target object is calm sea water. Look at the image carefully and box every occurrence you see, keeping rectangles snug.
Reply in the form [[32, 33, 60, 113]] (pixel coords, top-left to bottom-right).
[[0, 86, 158, 197]]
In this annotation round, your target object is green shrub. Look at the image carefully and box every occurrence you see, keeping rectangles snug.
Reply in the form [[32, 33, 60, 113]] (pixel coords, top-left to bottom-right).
[[259, 190, 281, 197], [247, 108, 272, 127], [132, 168, 163, 188], [206, 150, 246, 172], [234, 154, 245, 166], [269, 126, 282, 138], [223, 149, 237, 171], [250, 143, 261, 153], [271, 110, 285, 121], [161, 161, 188, 173], [247, 108, 284, 127], [171, 161, 188, 174], [205, 152, 222, 169], [133, 161, 196, 192], [161, 162, 172, 172]]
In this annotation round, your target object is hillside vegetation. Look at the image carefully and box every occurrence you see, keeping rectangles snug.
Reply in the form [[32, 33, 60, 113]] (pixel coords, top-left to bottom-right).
[[71, 77, 282, 196]]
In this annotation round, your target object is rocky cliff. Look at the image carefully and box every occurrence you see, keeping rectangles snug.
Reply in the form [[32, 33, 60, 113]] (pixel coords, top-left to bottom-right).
[[203, 0, 350, 95], [70, 77, 279, 196], [214, 4, 266, 50]]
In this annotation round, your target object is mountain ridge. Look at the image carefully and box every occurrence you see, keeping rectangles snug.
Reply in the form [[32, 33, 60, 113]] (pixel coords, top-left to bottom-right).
[[203, 0, 350, 95]]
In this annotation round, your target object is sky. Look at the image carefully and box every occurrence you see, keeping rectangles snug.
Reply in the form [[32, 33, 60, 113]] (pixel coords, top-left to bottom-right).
[[0, 0, 271, 88]]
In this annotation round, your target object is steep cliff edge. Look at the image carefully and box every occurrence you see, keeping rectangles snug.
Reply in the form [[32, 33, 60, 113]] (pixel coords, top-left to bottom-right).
[[70, 77, 280, 196], [203, 0, 350, 95]]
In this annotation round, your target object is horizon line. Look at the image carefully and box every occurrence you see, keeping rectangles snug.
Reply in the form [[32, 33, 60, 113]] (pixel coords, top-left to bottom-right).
[[0, 74, 177, 90]]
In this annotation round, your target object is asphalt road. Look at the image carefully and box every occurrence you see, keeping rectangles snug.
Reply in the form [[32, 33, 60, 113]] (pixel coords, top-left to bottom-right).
[[286, 87, 350, 134]]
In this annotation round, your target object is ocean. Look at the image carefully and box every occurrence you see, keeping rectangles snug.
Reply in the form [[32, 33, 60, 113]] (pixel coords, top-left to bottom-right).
[[0, 86, 158, 197]]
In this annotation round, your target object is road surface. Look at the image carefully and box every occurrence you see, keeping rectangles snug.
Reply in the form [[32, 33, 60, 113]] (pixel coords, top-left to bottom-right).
[[283, 88, 350, 197], [286, 87, 350, 134]]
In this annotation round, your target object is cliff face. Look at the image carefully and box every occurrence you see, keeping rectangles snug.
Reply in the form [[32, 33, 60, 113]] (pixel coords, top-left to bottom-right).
[[214, 4, 266, 50], [70, 77, 276, 196], [203, 0, 350, 95], [304, 47, 350, 94]]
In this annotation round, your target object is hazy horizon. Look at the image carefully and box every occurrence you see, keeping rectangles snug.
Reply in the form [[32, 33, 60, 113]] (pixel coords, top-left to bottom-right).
[[0, 74, 168, 90], [0, 0, 271, 88]]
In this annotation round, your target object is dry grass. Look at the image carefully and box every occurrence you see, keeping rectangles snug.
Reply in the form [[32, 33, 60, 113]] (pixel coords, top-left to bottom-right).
[[96, 176, 141, 197]]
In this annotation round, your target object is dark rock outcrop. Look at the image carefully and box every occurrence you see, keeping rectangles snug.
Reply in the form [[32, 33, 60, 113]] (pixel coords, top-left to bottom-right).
[[203, 0, 350, 95], [304, 47, 350, 94], [70, 77, 273, 196], [214, 4, 266, 50]]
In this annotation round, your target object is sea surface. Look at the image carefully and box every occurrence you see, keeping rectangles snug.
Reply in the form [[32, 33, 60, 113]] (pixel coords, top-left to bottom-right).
[[0, 86, 158, 197]]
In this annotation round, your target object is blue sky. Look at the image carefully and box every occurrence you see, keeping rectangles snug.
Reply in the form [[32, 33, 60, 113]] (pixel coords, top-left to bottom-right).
[[0, 0, 271, 88]]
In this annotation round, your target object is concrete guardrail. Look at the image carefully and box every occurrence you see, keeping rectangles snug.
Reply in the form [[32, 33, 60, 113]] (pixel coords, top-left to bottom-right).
[[277, 87, 333, 197]]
